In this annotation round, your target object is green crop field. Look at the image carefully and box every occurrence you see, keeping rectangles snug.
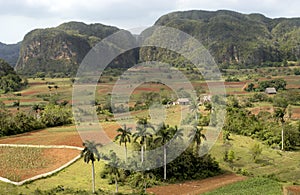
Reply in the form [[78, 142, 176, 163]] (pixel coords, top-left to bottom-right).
[[202, 177, 282, 195]]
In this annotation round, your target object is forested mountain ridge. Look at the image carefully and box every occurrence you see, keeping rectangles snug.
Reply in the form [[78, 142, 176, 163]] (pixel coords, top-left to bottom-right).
[[142, 10, 300, 68], [12, 10, 300, 75]]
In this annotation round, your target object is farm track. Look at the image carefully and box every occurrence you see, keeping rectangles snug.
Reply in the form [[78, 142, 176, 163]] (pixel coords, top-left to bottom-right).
[[147, 173, 246, 195], [0, 143, 83, 150]]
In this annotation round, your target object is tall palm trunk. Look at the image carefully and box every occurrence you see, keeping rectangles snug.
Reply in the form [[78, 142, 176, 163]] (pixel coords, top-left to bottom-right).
[[92, 161, 95, 193], [163, 145, 167, 180], [141, 145, 144, 163], [281, 127, 284, 150], [124, 143, 127, 163], [115, 175, 118, 193], [196, 143, 200, 156]]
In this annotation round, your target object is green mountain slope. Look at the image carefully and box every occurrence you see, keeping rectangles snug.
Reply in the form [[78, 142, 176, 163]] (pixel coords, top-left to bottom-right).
[[140, 10, 300, 68], [0, 42, 20, 67], [15, 11, 300, 75]]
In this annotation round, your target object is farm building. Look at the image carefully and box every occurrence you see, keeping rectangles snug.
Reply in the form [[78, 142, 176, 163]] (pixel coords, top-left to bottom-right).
[[175, 98, 190, 105], [199, 94, 211, 105], [265, 87, 277, 94]]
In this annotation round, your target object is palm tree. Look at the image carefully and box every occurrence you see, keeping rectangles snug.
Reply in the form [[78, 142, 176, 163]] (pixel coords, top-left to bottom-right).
[[189, 125, 206, 156], [54, 85, 59, 95], [274, 107, 286, 150], [107, 151, 120, 193], [81, 140, 102, 193], [133, 118, 154, 163], [48, 86, 52, 95], [154, 123, 172, 180], [170, 125, 184, 140], [12, 100, 20, 111], [32, 104, 41, 118], [189, 100, 200, 120], [114, 124, 132, 163]]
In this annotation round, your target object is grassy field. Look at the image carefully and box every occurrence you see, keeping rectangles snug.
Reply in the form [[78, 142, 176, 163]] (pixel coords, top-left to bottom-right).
[[202, 177, 282, 195], [0, 159, 132, 195], [210, 134, 300, 184]]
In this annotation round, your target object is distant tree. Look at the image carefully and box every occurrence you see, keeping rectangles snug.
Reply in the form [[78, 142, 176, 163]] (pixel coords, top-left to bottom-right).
[[48, 86, 52, 95], [41, 104, 72, 127], [189, 100, 200, 120], [227, 150, 235, 163], [106, 151, 121, 193], [133, 118, 154, 163], [245, 83, 255, 92], [54, 85, 59, 94], [81, 141, 102, 193], [12, 100, 20, 111], [250, 143, 262, 162], [274, 107, 286, 150], [257, 79, 287, 91], [32, 104, 41, 115], [222, 130, 231, 143], [154, 123, 173, 180], [189, 125, 206, 156], [114, 124, 132, 163], [204, 102, 212, 112]]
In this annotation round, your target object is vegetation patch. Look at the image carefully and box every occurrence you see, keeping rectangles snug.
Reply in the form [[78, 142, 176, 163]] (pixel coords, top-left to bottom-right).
[[202, 177, 282, 195]]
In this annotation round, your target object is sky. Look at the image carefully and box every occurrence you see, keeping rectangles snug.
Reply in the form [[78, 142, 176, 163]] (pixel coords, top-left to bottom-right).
[[1, 0, 300, 44]]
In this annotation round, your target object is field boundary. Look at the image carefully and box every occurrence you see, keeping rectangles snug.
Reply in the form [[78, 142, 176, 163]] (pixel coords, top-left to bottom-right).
[[0, 144, 83, 186]]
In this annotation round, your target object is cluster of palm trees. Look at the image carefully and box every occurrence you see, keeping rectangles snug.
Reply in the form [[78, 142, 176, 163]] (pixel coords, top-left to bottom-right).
[[81, 117, 207, 193], [47, 85, 59, 95]]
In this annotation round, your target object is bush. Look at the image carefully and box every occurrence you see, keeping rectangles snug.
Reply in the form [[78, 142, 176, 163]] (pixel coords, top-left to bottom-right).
[[41, 104, 73, 127], [250, 143, 262, 162], [150, 148, 221, 181]]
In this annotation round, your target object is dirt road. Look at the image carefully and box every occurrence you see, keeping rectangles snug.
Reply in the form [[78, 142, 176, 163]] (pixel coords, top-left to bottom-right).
[[147, 173, 246, 195]]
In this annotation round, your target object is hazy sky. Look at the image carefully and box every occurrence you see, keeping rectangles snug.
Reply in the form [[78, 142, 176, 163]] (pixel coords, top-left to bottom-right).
[[1, 0, 300, 44]]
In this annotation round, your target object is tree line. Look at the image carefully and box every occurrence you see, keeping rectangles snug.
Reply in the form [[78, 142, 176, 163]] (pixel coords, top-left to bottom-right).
[[0, 101, 72, 137]]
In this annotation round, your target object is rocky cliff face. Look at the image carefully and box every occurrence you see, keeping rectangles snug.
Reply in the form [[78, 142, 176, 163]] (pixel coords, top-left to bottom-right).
[[15, 22, 138, 76]]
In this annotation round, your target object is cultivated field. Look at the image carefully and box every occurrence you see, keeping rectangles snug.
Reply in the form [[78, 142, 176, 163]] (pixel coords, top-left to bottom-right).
[[0, 72, 300, 194], [0, 146, 80, 182]]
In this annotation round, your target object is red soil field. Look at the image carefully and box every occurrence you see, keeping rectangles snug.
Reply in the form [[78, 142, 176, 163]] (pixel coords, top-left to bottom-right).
[[0, 124, 123, 147], [0, 126, 83, 147], [0, 148, 80, 181], [284, 186, 300, 195], [292, 108, 300, 119]]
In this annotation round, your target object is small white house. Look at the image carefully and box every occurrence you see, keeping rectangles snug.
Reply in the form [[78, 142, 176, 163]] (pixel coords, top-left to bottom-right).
[[175, 98, 190, 105], [265, 87, 277, 94]]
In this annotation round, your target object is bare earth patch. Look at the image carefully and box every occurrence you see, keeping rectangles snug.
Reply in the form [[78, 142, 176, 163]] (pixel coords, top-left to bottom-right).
[[0, 126, 83, 147], [284, 186, 300, 195], [147, 173, 246, 195]]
